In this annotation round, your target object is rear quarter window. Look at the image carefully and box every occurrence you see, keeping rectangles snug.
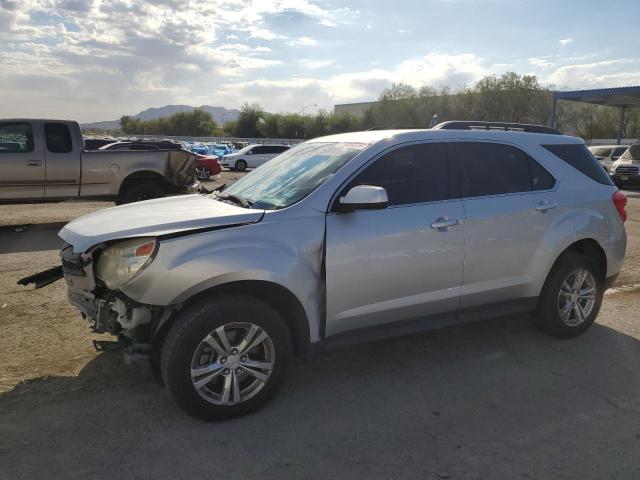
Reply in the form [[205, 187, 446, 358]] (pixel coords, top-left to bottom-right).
[[543, 144, 613, 185]]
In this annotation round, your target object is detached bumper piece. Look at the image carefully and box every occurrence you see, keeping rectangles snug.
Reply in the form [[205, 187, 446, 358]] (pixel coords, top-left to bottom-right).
[[17, 265, 64, 289]]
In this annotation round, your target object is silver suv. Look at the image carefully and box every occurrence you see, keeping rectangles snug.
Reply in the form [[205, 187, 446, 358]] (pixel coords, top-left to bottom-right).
[[21, 121, 628, 420]]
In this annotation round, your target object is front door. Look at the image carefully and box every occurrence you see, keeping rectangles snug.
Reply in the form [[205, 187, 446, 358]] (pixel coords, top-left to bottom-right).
[[0, 121, 45, 200], [325, 142, 465, 336], [247, 146, 267, 168]]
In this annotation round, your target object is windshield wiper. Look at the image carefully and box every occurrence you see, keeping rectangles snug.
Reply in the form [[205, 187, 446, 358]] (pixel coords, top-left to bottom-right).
[[216, 193, 252, 208]]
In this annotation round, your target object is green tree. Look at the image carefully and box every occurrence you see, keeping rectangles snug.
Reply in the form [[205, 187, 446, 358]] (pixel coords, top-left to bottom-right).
[[119, 109, 217, 136], [235, 103, 266, 138]]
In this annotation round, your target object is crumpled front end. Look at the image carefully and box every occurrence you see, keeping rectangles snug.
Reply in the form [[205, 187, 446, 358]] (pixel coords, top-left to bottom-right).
[[60, 243, 174, 358]]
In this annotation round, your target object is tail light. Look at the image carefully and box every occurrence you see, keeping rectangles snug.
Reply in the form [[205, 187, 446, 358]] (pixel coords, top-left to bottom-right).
[[612, 190, 627, 223]]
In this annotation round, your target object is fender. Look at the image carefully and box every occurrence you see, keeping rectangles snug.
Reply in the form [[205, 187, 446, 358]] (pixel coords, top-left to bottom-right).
[[120, 210, 327, 342], [528, 205, 625, 297]]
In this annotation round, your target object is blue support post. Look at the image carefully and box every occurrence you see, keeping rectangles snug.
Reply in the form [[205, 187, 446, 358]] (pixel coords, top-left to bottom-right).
[[548, 92, 558, 129], [616, 107, 626, 145]]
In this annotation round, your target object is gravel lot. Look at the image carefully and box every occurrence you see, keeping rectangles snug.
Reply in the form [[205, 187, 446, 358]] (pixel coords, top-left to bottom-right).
[[1, 179, 639, 480]]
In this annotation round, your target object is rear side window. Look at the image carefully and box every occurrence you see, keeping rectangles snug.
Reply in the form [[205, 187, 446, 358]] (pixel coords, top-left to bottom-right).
[[44, 123, 73, 153], [621, 144, 640, 161], [543, 144, 613, 185], [589, 147, 613, 157], [613, 147, 628, 158], [0, 122, 34, 153], [347, 142, 457, 206], [453, 142, 555, 197]]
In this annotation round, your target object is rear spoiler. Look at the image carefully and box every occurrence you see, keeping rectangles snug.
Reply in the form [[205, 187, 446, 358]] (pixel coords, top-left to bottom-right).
[[17, 265, 63, 289]]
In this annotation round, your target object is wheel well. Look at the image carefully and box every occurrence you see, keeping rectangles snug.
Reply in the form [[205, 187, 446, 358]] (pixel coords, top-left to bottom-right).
[[560, 239, 607, 279], [118, 170, 165, 195], [152, 281, 311, 360]]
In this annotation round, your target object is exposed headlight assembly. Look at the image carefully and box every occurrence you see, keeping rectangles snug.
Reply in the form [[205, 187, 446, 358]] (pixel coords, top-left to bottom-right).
[[95, 238, 157, 290]]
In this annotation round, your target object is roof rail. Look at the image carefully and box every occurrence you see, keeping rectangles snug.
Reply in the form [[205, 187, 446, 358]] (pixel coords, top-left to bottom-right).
[[432, 121, 561, 135]]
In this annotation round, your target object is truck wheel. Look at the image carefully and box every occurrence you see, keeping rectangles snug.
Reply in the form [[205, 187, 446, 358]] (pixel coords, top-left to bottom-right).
[[235, 160, 247, 172], [161, 295, 292, 421], [117, 181, 165, 205], [534, 252, 603, 338], [195, 166, 211, 180]]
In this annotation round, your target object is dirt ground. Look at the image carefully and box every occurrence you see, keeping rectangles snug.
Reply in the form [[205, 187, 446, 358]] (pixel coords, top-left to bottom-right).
[[0, 181, 639, 480]]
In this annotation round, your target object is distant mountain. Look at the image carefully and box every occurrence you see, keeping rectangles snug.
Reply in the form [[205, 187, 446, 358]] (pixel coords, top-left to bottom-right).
[[81, 105, 241, 131]]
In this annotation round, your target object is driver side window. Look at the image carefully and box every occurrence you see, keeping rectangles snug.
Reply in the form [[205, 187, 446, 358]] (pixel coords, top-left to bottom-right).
[[345, 143, 456, 206]]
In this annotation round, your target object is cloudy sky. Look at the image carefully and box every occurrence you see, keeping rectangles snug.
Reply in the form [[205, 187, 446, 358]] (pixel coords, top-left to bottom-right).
[[1, 0, 639, 122]]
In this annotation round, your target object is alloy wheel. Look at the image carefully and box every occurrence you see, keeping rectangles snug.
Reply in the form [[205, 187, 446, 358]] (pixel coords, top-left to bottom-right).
[[195, 166, 210, 180], [557, 269, 597, 327], [190, 322, 275, 405]]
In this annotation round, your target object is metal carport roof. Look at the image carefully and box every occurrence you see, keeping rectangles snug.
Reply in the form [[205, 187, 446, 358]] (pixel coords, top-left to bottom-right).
[[549, 86, 640, 144]]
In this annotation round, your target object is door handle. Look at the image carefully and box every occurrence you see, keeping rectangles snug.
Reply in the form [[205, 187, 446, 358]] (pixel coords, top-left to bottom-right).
[[431, 217, 460, 230], [535, 201, 558, 212], [26, 161, 42, 167]]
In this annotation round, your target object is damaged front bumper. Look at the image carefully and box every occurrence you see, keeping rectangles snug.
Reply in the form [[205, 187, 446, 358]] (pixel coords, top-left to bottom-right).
[[19, 244, 176, 360]]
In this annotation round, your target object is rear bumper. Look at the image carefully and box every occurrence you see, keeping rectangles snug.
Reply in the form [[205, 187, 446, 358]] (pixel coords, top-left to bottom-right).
[[611, 173, 640, 186]]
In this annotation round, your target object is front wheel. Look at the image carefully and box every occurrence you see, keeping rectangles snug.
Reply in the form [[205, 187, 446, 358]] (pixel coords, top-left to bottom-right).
[[535, 252, 603, 338], [161, 295, 292, 420], [235, 159, 247, 171]]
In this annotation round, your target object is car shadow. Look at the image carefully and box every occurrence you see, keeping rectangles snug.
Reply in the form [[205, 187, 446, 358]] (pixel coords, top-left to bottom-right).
[[0, 222, 66, 254], [2, 316, 640, 479]]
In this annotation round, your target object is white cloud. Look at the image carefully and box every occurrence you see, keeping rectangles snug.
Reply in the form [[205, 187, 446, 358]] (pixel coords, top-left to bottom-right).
[[249, 28, 280, 40], [528, 57, 554, 68], [559, 38, 574, 46], [546, 58, 640, 88], [287, 36, 318, 46], [215, 53, 490, 113], [319, 19, 336, 27], [299, 58, 335, 69]]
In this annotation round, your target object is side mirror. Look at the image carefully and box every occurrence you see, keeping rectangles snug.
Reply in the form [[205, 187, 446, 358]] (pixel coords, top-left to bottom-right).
[[337, 185, 388, 212], [247, 150, 253, 155]]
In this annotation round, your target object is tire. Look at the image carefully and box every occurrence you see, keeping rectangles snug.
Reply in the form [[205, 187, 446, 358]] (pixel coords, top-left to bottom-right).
[[235, 159, 247, 172], [161, 295, 292, 420], [116, 181, 165, 205], [195, 166, 211, 180], [535, 252, 604, 338]]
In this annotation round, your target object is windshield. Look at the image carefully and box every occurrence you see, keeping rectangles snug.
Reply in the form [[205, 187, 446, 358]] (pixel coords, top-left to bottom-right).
[[620, 144, 640, 161], [589, 147, 613, 157], [219, 142, 366, 209]]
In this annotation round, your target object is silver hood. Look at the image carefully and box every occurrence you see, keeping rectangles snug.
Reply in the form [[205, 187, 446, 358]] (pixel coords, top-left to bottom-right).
[[59, 194, 264, 253]]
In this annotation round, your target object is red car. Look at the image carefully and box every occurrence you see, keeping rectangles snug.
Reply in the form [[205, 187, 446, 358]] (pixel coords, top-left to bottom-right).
[[193, 153, 221, 180]]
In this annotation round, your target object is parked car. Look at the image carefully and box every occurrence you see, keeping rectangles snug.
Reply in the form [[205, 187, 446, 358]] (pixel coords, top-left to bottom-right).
[[0, 119, 197, 204], [100, 140, 183, 151], [221, 144, 290, 171], [193, 153, 221, 180], [83, 137, 116, 150], [587, 144, 629, 171], [21, 121, 627, 420], [610, 143, 640, 187]]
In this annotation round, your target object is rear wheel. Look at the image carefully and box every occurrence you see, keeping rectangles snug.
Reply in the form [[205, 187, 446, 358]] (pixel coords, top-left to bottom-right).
[[235, 159, 247, 172], [161, 295, 292, 420], [535, 252, 603, 338], [116, 180, 164, 205], [195, 166, 211, 180]]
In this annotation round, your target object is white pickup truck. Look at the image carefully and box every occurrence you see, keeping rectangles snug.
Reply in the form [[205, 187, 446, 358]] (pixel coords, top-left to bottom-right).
[[0, 119, 197, 204]]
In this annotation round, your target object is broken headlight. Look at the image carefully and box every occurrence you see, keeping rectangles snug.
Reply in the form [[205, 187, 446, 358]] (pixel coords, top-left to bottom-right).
[[95, 238, 157, 290]]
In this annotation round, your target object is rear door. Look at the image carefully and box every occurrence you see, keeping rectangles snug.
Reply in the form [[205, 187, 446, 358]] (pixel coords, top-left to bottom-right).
[[0, 121, 45, 200], [43, 122, 81, 198], [325, 142, 466, 336], [453, 141, 558, 310]]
